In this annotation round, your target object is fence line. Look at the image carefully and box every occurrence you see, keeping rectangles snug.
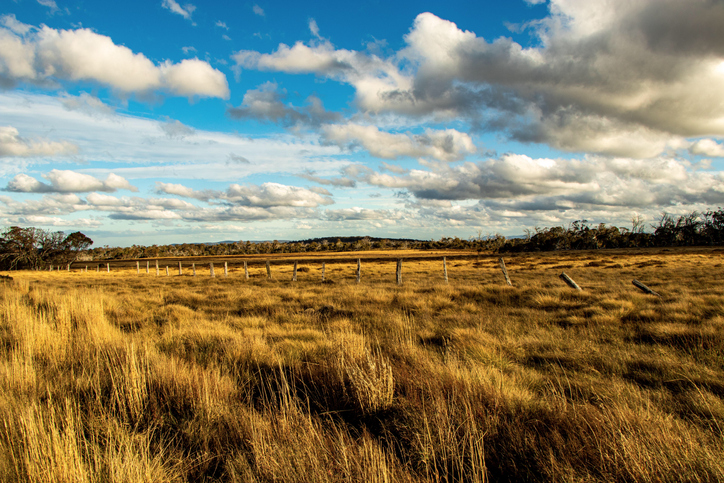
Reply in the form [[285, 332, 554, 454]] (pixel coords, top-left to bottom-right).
[[63, 255, 664, 296]]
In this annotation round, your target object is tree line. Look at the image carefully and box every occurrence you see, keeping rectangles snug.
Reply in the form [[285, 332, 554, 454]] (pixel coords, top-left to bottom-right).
[[3, 209, 724, 268], [499, 209, 724, 252], [0, 227, 93, 270]]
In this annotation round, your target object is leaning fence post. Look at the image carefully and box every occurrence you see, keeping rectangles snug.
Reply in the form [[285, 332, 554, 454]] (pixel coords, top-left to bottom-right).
[[210, 263, 215, 277], [293, 261, 298, 282], [192, 263, 196, 276], [559, 272, 582, 291], [321, 262, 326, 282], [266, 260, 271, 279], [356, 259, 361, 283], [224, 261, 228, 277], [136, 261, 140, 274], [244, 261, 249, 280], [632, 279, 661, 297], [156, 260, 159, 276], [396, 259, 402, 285], [499, 257, 512, 286]]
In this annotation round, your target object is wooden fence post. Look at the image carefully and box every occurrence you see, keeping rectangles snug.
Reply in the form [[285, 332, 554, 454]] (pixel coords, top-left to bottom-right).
[[293, 261, 298, 282], [499, 257, 512, 286], [165, 266, 169, 276], [356, 259, 361, 283], [632, 279, 661, 297], [244, 261, 249, 280], [396, 259, 402, 285], [106, 263, 110, 273], [224, 261, 228, 277], [321, 262, 326, 282], [96, 265, 99, 272], [210, 263, 215, 277], [156, 260, 159, 276], [67, 264, 70, 272], [178, 261, 182, 275], [443, 257, 448, 284], [49, 264, 52, 271], [137, 261, 140, 274], [266, 260, 271, 279], [146, 261, 149, 274], [192, 263, 196, 276], [559, 272, 582, 291]]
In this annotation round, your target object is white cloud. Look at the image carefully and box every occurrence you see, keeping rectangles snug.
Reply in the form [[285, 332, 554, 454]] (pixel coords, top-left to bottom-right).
[[235, 3, 724, 157], [156, 181, 334, 208], [37, 0, 60, 14], [325, 207, 402, 221], [0, 126, 77, 157], [6, 170, 137, 193], [61, 92, 116, 117], [223, 182, 333, 207], [689, 139, 724, 157], [159, 118, 195, 138], [0, 14, 32, 35], [321, 123, 476, 161], [0, 19, 229, 99], [215, 20, 229, 30], [253, 5, 265, 17], [309, 19, 321, 39], [162, 0, 196, 21], [0, 91, 346, 179], [155, 182, 211, 201]]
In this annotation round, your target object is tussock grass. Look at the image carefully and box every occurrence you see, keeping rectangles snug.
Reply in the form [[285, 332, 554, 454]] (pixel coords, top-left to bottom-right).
[[1, 247, 723, 482]]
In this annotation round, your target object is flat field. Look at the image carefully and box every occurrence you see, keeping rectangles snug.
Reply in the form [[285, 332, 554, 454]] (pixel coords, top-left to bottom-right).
[[1, 247, 723, 482]]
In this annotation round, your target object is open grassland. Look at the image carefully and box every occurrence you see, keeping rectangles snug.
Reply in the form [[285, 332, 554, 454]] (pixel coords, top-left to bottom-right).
[[1, 247, 723, 482]]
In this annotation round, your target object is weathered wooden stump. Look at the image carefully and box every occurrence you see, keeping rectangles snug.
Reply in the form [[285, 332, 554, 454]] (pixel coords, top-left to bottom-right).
[[559, 272, 582, 291], [499, 257, 512, 286]]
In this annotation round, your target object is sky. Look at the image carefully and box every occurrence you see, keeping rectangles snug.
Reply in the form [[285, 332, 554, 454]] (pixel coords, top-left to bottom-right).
[[1, 0, 724, 247]]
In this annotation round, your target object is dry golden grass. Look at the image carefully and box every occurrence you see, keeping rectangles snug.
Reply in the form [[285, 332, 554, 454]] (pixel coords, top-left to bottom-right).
[[1, 246, 723, 482]]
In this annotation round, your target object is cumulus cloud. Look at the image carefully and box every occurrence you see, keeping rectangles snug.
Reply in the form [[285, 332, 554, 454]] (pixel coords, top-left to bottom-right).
[[356, 154, 724, 214], [0, 18, 229, 98], [253, 5, 265, 17], [321, 123, 476, 161], [689, 139, 724, 157], [223, 182, 333, 207], [228, 82, 341, 128], [325, 207, 401, 221], [6, 170, 137, 193], [156, 181, 333, 209], [0, 126, 77, 157], [234, 2, 724, 157], [155, 182, 211, 201], [298, 169, 356, 188]]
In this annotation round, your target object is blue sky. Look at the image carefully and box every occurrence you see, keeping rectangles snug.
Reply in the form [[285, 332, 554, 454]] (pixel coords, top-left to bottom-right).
[[1, 0, 724, 246]]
